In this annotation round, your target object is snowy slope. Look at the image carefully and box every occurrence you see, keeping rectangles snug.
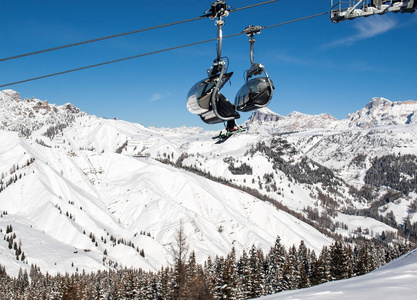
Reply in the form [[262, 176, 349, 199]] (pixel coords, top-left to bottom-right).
[[0, 90, 414, 278], [283, 125, 417, 225], [257, 248, 417, 300], [0, 127, 332, 277]]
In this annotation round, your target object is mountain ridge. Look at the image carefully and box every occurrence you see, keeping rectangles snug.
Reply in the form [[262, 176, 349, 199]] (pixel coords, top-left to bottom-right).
[[0, 89, 84, 136], [247, 96, 417, 132]]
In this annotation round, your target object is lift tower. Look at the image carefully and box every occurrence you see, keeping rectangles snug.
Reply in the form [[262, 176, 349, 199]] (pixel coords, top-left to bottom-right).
[[331, 0, 416, 23]]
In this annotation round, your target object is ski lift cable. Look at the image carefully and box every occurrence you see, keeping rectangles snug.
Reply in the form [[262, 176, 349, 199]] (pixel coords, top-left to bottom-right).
[[0, 37, 221, 88], [229, 0, 281, 13], [0, 0, 281, 63], [0, 10, 329, 89], [261, 10, 330, 30]]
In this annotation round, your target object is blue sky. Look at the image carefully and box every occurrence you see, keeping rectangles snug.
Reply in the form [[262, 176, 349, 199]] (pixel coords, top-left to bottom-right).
[[1, 0, 416, 129]]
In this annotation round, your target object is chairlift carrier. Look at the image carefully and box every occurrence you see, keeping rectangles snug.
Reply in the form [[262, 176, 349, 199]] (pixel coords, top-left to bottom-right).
[[187, 1, 275, 126], [187, 0, 240, 125], [234, 25, 274, 112]]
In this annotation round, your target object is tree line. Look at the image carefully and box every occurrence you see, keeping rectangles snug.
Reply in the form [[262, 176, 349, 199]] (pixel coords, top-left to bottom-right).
[[0, 228, 413, 300]]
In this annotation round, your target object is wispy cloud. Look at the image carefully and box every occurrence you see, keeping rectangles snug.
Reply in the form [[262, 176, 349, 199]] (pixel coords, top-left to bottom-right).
[[148, 92, 171, 102], [148, 93, 163, 102], [323, 15, 398, 49]]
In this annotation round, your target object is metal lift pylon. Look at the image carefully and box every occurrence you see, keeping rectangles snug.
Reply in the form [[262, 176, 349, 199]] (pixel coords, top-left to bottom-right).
[[331, 0, 416, 23]]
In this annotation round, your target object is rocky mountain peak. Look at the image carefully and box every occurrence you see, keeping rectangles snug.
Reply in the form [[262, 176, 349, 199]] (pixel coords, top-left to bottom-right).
[[2, 89, 22, 102], [344, 97, 417, 128], [247, 97, 417, 131], [247, 107, 285, 124], [0, 89, 85, 136], [365, 97, 392, 110], [247, 107, 339, 132]]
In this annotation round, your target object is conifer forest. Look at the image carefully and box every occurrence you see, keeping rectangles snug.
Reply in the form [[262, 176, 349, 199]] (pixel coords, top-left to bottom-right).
[[0, 228, 412, 300]]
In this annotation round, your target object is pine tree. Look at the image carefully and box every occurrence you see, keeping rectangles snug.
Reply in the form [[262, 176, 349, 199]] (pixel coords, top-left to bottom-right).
[[265, 236, 286, 294], [247, 245, 266, 298], [123, 270, 139, 299], [297, 240, 311, 288], [238, 249, 251, 299], [221, 247, 241, 299], [286, 245, 302, 290], [330, 241, 351, 280], [0, 265, 13, 299], [185, 250, 213, 300], [212, 255, 225, 299], [203, 256, 217, 299], [156, 267, 171, 300], [171, 221, 189, 300], [16, 268, 29, 295]]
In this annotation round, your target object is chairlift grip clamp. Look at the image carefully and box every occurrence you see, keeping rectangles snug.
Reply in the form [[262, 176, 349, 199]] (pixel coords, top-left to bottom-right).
[[205, 1, 230, 20], [243, 25, 263, 69]]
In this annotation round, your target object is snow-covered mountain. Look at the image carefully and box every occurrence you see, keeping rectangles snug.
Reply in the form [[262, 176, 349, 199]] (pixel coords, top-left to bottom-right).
[[340, 97, 417, 128], [246, 107, 338, 132], [0, 89, 84, 136], [247, 107, 285, 123], [248, 97, 417, 132], [0, 89, 416, 280]]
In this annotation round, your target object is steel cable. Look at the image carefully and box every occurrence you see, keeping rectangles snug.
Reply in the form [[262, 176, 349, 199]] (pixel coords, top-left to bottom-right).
[[0, 0, 281, 63], [0, 9, 329, 88]]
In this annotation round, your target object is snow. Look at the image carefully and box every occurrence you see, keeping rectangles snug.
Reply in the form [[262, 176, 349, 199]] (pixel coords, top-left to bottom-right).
[[0, 90, 416, 282], [256, 248, 417, 300], [0, 126, 333, 277], [340, 97, 417, 129], [335, 213, 398, 239]]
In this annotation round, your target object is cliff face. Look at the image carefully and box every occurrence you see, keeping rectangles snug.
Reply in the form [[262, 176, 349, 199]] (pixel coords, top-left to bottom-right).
[[340, 97, 417, 128], [0, 89, 84, 136]]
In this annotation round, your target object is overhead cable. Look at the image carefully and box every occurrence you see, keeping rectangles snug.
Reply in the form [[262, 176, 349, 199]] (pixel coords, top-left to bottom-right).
[[230, 0, 281, 13], [0, 16, 205, 63], [0, 10, 329, 88], [0, 0, 281, 63], [0, 37, 220, 88], [262, 10, 330, 30]]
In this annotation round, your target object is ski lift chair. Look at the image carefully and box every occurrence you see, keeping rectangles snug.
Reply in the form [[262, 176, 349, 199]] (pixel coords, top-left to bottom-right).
[[187, 71, 240, 124], [235, 26, 274, 112], [186, 0, 240, 124]]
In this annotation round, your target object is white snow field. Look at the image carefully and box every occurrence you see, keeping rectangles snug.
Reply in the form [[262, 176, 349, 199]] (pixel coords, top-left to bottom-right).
[[0, 125, 333, 277]]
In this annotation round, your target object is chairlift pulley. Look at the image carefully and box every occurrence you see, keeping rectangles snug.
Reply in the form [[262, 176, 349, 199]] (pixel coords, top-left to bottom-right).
[[204, 0, 231, 20]]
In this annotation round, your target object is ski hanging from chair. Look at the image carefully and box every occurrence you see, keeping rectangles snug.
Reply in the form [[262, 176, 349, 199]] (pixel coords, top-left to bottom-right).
[[186, 0, 274, 134]]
